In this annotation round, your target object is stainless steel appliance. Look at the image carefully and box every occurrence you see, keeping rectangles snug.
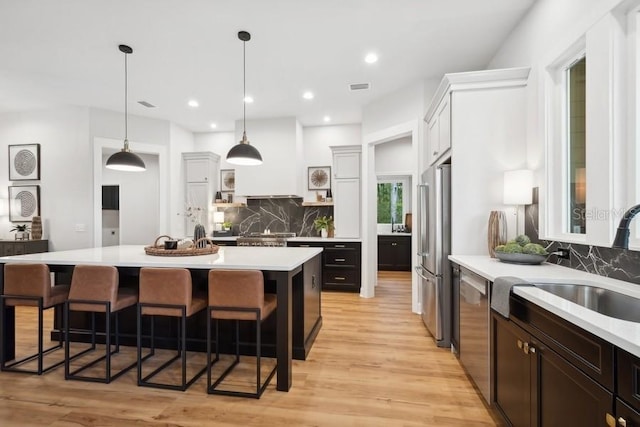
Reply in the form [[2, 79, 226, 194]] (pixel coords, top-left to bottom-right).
[[415, 164, 451, 348], [236, 232, 296, 247], [459, 267, 490, 403]]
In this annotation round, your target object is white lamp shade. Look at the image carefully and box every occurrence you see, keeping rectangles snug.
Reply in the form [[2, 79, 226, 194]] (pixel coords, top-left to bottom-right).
[[503, 169, 533, 205], [213, 212, 225, 223]]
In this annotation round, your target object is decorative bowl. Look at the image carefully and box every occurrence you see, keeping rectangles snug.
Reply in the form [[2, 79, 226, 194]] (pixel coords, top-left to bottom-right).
[[495, 252, 548, 265]]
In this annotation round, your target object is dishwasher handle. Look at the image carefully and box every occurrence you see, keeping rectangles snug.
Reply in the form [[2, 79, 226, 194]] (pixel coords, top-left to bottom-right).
[[460, 274, 487, 295]]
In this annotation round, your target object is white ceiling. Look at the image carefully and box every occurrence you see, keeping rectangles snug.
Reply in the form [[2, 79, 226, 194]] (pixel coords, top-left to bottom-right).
[[0, 0, 535, 132]]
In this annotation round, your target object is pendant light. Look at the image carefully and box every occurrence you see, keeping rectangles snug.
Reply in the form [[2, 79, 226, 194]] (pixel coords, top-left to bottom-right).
[[106, 44, 146, 172], [226, 31, 263, 166]]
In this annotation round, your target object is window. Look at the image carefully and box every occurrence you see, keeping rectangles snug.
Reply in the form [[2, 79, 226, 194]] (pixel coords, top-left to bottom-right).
[[377, 182, 403, 224], [566, 57, 586, 234], [377, 175, 411, 230]]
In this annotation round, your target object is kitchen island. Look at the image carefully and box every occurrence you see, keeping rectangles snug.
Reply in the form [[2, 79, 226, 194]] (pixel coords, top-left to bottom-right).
[[0, 245, 323, 392]]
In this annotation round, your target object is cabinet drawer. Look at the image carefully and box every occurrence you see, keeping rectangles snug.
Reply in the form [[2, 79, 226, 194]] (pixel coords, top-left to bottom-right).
[[324, 242, 360, 250], [324, 250, 357, 266], [12, 244, 25, 255], [618, 349, 640, 411], [1, 245, 14, 256], [324, 268, 358, 286]]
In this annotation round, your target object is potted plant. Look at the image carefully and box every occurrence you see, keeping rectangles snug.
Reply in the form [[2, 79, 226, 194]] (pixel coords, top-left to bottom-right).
[[10, 224, 30, 240], [222, 221, 233, 231], [313, 216, 334, 238]]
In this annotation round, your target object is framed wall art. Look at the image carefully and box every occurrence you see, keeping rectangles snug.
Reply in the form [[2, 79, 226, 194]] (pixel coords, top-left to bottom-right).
[[8, 185, 40, 222], [220, 169, 235, 192], [9, 144, 40, 181], [308, 166, 331, 190]]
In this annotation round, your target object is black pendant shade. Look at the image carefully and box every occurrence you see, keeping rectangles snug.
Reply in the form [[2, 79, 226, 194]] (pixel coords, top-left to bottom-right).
[[226, 31, 262, 166], [106, 44, 146, 172]]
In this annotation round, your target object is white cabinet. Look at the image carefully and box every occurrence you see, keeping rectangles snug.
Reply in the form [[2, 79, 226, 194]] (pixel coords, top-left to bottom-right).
[[182, 152, 220, 236], [331, 145, 361, 238], [333, 151, 360, 179], [425, 93, 451, 166]]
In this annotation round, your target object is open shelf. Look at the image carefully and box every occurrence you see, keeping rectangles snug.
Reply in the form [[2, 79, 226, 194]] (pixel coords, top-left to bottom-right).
[[301, 202, 334, 207], [213, 202, 246, 208]]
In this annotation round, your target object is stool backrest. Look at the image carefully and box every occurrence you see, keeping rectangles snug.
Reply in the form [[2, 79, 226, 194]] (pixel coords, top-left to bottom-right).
[[208, 270, 264, 309], [139, 267, 192, 308], [69, 265, 118, 306], [4, 263, 51, 298]]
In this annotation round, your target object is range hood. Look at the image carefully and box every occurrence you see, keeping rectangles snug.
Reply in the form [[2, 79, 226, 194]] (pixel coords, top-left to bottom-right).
[[233, 117, 303, 197]]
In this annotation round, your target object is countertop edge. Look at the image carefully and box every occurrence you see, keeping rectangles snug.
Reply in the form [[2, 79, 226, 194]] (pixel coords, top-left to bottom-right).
[[449, 254, 640, 357]]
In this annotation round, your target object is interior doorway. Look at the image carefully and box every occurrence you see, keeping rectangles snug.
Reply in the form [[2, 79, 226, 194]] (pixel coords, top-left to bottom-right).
[[101, 185, 120, 246]]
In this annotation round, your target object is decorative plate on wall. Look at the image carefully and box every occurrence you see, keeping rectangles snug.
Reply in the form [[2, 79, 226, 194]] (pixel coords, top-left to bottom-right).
[[8, 185, 40, 222], [220, 169, 235, 191], [308, 166, 331, 190], [9, 144, 40, 181]]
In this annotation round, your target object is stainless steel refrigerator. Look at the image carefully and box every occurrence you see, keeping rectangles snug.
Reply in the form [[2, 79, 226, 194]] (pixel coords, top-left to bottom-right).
[[416, 163, 451, 348]]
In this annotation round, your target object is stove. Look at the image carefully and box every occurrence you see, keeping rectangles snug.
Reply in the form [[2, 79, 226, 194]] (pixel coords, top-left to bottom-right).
[[237, 232, 296, 247]]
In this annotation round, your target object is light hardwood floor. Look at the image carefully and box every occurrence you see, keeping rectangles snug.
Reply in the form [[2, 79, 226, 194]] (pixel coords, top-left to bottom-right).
[[0, 271, 497, 426]]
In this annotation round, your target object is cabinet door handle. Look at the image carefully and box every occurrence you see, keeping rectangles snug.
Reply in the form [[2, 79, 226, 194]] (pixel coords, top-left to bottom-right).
[[606, 414, 616, 427], [335, 258, 346, 262], [618, 417, 627, 427], [334, 277, 346, 280], [391, 242, 397, 246], [334, 244, 346, 248], [299, 245, 310, 247], [516, 340, 523, 350]]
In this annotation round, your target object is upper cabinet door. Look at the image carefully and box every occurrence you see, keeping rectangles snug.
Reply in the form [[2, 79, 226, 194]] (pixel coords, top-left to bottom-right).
[[437, 95, 451, 154], [333, 152, 360, 179], [185, 158, 211, 183]]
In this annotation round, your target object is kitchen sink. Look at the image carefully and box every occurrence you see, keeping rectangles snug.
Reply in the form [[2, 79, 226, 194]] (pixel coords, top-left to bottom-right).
[[531, 283, 640, 323]]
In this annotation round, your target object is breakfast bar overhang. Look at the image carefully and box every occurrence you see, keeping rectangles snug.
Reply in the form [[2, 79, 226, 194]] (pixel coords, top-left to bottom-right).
[[0, 245, 324, 392]]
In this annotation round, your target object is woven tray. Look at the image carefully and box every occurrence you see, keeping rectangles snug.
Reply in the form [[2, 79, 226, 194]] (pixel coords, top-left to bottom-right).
[[144, 235, 219, 257]]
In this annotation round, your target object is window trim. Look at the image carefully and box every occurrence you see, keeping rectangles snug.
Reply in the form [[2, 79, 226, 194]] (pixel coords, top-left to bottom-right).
[[376, 174, 411, 226]]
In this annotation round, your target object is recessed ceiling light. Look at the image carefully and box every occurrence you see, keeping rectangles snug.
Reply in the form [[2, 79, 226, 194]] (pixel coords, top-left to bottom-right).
[[188, 99, 199, 108], [243, 96, 254, 103], [303, 91, 314, 100], [210, 123, 217, 129], [364, 53, 378, 64], [323, 116, 331, 123]]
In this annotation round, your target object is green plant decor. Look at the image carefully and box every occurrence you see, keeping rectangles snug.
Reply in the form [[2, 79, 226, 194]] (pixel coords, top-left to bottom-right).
[[313, 216, 334, 232], [222, 221, 233, 230], [10, 224, 30, 232]]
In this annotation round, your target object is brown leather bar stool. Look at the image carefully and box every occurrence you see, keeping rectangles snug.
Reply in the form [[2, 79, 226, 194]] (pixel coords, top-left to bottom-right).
[[64, 264, 138, 383], [207, 269, 277, 398], [137, 267, 207, 391], [0, 263, 68, 374]]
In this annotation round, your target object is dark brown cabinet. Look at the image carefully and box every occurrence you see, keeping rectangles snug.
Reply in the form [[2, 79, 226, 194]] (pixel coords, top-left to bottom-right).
[[377, 234, 411, 271], [0, 240, 48, 256], [493, 295, 616, 427], [101, 185, 119, 210], [210, 239, 237, 247], [288, 241, 361, 292], [618, 350, 640, 426]]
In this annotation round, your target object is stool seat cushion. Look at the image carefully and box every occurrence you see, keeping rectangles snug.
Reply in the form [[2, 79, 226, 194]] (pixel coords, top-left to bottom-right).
[[208, 270, 277, 321], [68, 265, 137, 313], [3, 263, 69, 308], [139, 268, 204, 317]]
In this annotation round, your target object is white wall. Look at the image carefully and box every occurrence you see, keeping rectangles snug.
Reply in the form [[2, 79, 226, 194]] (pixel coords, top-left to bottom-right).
[[375, 136, 413, 174], [170, 123, 196, 237], [194, 131, 236, 169], [362, 81, 425, 136], [302, 124, 361, 201], [488, 0, 625, 179], [0, 106, 92, 250], [102, 152, 160, 245]]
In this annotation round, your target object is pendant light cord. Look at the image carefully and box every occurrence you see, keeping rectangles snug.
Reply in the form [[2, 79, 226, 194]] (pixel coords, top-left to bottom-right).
[[243, 38, 246, 134], [124, 49, 128, 143]]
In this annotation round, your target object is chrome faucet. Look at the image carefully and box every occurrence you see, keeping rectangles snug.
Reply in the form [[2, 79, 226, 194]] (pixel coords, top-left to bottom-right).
[[612, 204, 640, 249]]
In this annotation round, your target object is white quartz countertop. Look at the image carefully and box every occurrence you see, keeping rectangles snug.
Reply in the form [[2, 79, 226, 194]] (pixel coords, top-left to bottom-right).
[[209, 236, 362, 243], [377, 232, 412, 237], [0, 245, 323, 271], [449, 255, 640, 357]]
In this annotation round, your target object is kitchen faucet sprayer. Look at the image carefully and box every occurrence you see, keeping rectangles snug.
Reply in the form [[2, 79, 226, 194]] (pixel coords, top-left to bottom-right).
[[612, 204, 640, 249]]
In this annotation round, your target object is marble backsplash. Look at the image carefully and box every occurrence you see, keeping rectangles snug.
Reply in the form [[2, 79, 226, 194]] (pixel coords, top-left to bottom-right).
[[219, 197, 333, 237], [525, 188, 640, 285]]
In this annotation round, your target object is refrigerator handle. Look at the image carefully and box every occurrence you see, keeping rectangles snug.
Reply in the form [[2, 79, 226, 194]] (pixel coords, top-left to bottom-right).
[[415, 266, 431, 281], [417, 184, 428, 256]]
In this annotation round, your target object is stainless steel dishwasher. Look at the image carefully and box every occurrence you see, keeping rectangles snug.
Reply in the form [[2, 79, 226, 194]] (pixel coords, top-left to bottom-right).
[[459, 267, 490, 403]]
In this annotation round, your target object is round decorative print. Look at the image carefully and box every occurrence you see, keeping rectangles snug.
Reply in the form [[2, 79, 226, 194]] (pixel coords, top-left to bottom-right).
[[16, 190, 37, 217], [311, 169, 328, 187], [14, 149, 37, 176], [223, 173, 235, 190]]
